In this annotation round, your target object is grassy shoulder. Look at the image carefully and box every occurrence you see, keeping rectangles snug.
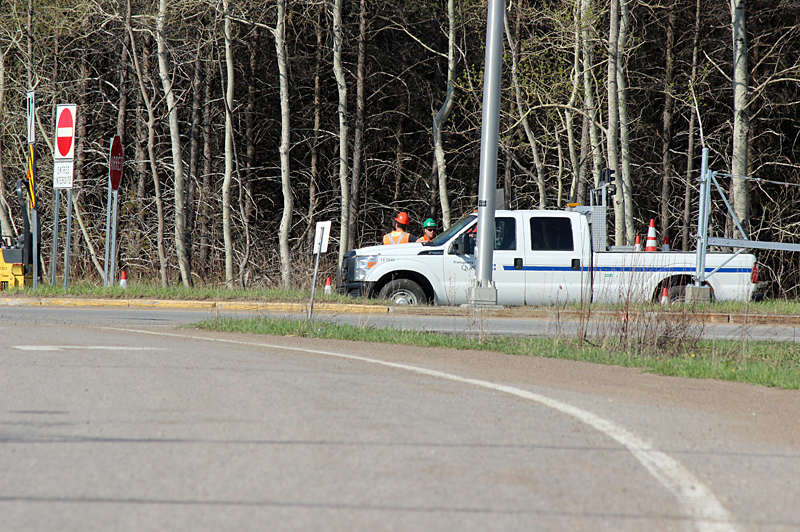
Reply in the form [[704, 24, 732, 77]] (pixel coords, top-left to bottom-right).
[[11, 281, 800, 316], [194, 315, 800, 390]]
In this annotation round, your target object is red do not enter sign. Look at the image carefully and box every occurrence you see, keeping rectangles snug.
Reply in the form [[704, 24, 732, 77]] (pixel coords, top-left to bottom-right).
[[55, 105, 77, 160], [109, 135, 123, 191]]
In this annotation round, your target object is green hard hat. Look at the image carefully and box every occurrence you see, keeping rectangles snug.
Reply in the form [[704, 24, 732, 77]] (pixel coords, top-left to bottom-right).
[[423, 218, 437, 229]]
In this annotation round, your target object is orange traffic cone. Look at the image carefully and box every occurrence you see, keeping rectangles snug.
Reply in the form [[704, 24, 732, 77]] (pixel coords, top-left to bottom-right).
[[660, 286, 669, 305], [324, 277, 332, 295], [119, 270, 128, 289], [634, 235, 642, 252], [645, 219, 658, 252], [662, 235, 670, 252]]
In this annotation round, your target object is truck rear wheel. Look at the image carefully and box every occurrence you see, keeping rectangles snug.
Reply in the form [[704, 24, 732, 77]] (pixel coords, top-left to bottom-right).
[[378, 279, 427, 305]]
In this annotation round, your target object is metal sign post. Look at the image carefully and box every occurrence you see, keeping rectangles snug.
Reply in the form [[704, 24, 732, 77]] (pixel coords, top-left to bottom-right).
[[53, 104, 77, 288], [308, 221, 332, 320], [104, 135, 123, 287], [26, 91, 39, 289]]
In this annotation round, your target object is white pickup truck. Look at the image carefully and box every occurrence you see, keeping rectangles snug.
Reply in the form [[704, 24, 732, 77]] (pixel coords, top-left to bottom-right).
[[340, 208, 758, 306]]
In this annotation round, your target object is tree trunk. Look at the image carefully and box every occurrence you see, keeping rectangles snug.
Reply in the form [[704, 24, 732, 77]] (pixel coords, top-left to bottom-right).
[[307, 6, 322, 249], [607, 0, 622, 245], [348, 0, 366, 249], [186, 41, 202, 271], [682, 0, 701, 251], [222, 0, 235, 287], [127, 19, 168, 286], [157, 0, 191, 288], [333, 0, 350, 270], [239, 33, 258, 285], [581, 0, 602, 188], [617, 0, 633, 245], [731, 0, 749, 237], [199, 50, 213, 272], [566, 0, 582, 204], [433, 0, 456, 228], [505, 4, 546, 209], [275, 0, 293, 288], [0, 43, 17, 237], [660, 0, 676, 246]]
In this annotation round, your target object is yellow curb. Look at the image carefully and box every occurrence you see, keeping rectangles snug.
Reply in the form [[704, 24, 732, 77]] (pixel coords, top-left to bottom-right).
[[125, 299, 216, 309], [0, 297, 42, 307], [42, 298, 131, 307], [311, 303, 389, 315]]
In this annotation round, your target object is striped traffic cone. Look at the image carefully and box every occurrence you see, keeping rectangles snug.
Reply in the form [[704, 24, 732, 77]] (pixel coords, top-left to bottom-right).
[[645, 219, 658, 252], [634, 235, 642, 252], [660, 286, 669, 305], [662, 235, 670, 252]]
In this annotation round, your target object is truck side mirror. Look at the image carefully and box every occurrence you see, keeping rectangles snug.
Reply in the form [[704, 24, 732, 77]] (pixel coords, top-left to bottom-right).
[[451, 233, 474, 255]]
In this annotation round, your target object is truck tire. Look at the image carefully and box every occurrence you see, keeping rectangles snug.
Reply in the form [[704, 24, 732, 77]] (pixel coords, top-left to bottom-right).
[[378, 279, 427, 305], [667, 285, 686, 302]]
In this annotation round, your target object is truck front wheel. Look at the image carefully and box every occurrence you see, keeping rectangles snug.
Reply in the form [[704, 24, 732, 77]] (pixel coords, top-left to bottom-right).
[[378, 279, 427, 305]]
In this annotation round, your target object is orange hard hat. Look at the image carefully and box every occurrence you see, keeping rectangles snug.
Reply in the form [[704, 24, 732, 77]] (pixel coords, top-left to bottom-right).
[[395, 212, 410, 225]]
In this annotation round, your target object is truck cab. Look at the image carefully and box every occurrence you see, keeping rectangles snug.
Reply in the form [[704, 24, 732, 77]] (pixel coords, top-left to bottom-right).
[[341, 210, 592, 306]]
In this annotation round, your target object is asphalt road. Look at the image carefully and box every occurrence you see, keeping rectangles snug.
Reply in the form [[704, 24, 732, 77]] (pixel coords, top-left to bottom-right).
[[1, 306, 800, 531]]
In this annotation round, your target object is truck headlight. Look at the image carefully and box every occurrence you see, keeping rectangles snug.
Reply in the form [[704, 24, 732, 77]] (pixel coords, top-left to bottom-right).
[[354, 255, 378, 281]]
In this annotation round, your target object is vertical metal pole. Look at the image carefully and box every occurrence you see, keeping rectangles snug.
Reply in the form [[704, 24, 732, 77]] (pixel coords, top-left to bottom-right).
[[109, 189, 119, 286], [31, 208, 38, 289], [468, 0, 504, 306], [103, 182, 112, 287], [307, 226, 324, 320], [51, 189, 60, 286], [27, 92, 38, 290], [694, 147, 710, 286], [64, 189, 73, 288]]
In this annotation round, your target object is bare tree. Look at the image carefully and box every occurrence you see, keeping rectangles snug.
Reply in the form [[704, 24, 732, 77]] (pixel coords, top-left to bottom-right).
[[504, 3, 546, 210], [607, 0, 622, 244], [617, 0, 633, 245], [433, 0, 457, 228], [157, 0, 191, 287], [333, 0, 350, 269], [127, 13, 168, 286], [660, 0, 676, 244], [682, 0, 702, 251], [222, 0, 235, 287], [348, 0, 366, 248], [275, 0, 293, 287]]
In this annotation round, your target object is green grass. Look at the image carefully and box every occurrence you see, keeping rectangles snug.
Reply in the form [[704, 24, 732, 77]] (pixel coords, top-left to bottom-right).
[[10, 281, 375, 304], [195, 316, 800, 390]]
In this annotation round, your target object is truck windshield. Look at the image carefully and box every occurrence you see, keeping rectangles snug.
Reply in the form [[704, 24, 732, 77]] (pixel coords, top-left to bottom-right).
[[426, 215, 476, 247]]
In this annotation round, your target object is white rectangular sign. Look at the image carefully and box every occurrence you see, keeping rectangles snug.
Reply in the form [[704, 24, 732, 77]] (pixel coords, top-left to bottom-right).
[[26, 91, 35, 144], [53, 160, 74, 189], [313, 221, 332, 254]]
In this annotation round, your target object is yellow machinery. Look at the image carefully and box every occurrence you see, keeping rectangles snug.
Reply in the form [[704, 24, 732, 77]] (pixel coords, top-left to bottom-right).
[[0, 180, 35, 290]]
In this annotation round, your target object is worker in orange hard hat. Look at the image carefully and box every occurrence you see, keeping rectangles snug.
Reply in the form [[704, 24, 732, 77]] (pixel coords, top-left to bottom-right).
[[382, 211, 418, 245]]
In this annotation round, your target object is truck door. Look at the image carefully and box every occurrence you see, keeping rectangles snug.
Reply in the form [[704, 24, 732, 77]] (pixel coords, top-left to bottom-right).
[[443, 215, 526, 305], [523, 214, 590, 305]]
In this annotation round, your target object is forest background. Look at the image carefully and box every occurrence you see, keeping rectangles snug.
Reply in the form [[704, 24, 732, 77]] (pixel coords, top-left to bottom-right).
[[1, 0, 799, 297]]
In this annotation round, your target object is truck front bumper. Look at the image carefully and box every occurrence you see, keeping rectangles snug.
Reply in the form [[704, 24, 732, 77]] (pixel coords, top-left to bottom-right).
[[340, 281, 375, 298]]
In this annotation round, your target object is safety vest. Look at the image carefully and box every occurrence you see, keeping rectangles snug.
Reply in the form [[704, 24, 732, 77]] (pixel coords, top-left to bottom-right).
[[383, 231, 411, 245], [418, 235, 431, 242]]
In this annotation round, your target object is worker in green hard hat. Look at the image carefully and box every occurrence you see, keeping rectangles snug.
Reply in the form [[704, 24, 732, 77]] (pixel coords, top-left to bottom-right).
[[419, 218, 437, 242]]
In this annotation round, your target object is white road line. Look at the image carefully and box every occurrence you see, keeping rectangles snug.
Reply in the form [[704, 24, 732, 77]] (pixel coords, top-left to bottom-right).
[[102, 326, 738, 532], [12, 346, 168, 352]]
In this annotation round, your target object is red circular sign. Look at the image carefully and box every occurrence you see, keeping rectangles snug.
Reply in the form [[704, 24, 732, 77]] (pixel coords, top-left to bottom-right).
[[109, 135, 123, 190], [57, 108, 74, 158]]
